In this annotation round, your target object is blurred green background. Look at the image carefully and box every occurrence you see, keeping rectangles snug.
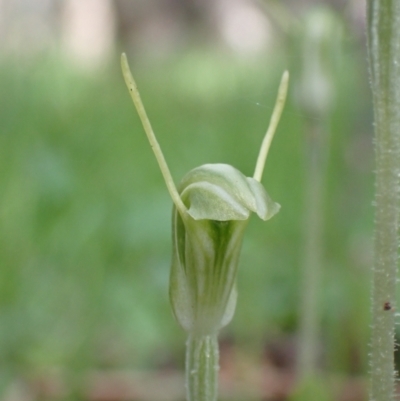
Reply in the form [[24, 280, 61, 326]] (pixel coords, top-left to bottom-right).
[[0, 0, 378, 400]]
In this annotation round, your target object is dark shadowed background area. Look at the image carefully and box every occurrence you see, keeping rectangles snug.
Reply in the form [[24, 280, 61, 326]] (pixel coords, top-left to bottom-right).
[[0, 0, 379, 400]]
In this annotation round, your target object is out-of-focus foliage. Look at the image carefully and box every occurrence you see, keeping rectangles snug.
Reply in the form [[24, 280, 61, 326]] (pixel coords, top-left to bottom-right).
[[0, 3, 374, 396]]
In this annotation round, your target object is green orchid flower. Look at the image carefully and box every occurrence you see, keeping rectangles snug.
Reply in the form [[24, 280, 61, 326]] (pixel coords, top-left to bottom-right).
[[121, 53, 288, 401], [170, 163, 280, 335]]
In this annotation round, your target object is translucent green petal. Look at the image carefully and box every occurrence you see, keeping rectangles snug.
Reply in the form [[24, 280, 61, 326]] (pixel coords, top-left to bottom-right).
[[181, 181, 250, 220], [170, 209, 246, 335], [179, 163, 279, 221], [246, 177, 281, 220]]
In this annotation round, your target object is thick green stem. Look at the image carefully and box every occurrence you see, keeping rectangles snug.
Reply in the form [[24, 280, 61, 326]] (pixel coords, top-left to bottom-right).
[[186, 334, 219, 401], [367, 1, 400, 401]]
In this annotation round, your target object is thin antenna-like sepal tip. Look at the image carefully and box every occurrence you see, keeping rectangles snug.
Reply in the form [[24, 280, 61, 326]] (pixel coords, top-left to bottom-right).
[[121, 53, 188, 217], [121, 53, 135, 90], [253, 70, 289, 182], [281, 70, 289, 86]]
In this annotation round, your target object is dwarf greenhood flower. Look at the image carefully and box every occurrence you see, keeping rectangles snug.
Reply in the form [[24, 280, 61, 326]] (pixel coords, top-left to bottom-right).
[[121, 53, 288, 336], [170, 163, 280, 335]]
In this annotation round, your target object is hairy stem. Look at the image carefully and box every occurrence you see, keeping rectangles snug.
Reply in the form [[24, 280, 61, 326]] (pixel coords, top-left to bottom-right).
[[367, 1, 400, 400], [186, 334, 219, 401]]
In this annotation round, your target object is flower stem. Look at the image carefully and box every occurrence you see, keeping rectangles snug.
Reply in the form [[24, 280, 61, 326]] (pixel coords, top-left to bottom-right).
[[186, 334, 219, 401], [297, 115, 330, 379], [367, 1, 400, 400]]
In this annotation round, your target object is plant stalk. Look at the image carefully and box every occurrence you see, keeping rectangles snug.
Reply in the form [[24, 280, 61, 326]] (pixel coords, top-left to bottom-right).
[[298, 117, 329, 378], [367, 1, 400, 400], [186, 334, 219, 401]]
